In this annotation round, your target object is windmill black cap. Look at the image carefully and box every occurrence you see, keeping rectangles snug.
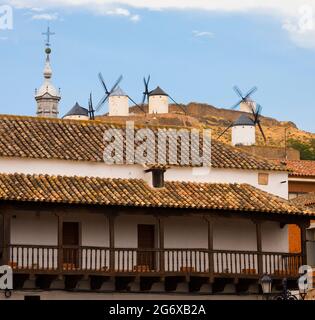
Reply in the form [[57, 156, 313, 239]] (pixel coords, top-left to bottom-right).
[[233, 114, 255, 126], [63, 102, 89, 118], [149, 86, 168, 96]]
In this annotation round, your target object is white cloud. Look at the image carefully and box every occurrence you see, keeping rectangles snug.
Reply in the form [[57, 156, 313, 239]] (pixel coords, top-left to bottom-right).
[[193, 30, 214, 38], [130, 14, 140, 22], [30, 7, 44, 12], [106, 8, 130, 17], [31, 13, 59, 21], [281, 5, 315, 49], [6, 0, 313, 15], [101, 7, 140, 22], [6, 0, 315, 47]]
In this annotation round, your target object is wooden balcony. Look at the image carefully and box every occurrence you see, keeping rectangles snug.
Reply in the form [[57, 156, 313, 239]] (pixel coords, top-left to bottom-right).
[[5, 245, 302, 279]]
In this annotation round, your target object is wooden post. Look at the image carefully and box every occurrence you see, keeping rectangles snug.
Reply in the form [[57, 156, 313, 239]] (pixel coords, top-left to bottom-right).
[[255, 221, 263, 276], [1, 213, 11, 266], [205, 217, 214, 282], [157, 217, 165, 272], [57, 214, 63, 273], [109, 215, 115, 272]]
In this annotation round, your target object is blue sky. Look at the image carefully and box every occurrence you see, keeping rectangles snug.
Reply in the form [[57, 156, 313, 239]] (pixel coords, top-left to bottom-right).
[[0, 1, 315, 132]]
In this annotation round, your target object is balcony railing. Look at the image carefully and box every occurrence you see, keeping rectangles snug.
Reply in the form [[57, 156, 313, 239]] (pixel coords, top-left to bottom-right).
[[5, 245, 302, 278]]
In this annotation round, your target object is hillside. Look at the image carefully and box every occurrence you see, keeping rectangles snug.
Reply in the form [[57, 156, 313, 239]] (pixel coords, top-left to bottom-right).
[[98, 102, 315, 158]]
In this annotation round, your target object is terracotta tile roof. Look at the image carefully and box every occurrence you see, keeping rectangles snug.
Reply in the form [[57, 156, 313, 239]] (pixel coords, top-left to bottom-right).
[[0, 115, 284, 171], [274, 160, 315, 177], [0, 173, 312, 216], [291, 193, 315, 208]]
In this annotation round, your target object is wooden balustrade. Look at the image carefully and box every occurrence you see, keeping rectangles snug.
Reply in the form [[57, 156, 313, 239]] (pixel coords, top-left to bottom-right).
[[6, 245, 302, 278], [9, 245, 58, 271]]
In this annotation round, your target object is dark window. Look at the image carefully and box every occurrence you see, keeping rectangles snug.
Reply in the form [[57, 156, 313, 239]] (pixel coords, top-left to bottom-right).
[[152, 170, 165, 188], [63, 222, 79, 246], [62, 222, 80, 268], [137, 225, 155, 270], [138, 225, 155, 249]]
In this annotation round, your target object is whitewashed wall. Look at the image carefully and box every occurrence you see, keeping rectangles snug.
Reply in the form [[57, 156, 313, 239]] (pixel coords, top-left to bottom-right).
[[148, 95, 169, 114], [108, 96, 129, 116], [10, 212, 109, 247], [10, 213, 288, 253], [164, 167, 288, 199], [0, 157, 288, 198], [10, 212, 110, 270], [164, 217, 207, 248], [164, 217, 288, 252], [11, 212, 57, 245], [114, 215, 157, 248], [9, 213, 289, 271], [0, 158, 144, 180], [232, 125, 256, 146], [261, 222, 288, 252]]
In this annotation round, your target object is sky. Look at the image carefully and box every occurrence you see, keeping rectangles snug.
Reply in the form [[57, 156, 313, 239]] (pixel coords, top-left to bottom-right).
[[0, 1, 315, 132]]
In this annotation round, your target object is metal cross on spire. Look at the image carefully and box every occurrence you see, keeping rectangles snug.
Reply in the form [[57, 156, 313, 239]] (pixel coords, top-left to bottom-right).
[[42, 26, 55, 47]]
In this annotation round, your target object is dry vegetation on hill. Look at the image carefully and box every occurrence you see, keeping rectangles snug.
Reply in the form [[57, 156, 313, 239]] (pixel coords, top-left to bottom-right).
[[98, 102, 315, 159]]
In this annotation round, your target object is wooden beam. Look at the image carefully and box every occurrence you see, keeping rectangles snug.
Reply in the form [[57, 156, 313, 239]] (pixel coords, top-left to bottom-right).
[[157, 217, 165, 272], [0, 213, 3, 266], [255, 221, 263, 276], [108, 215, 115, 271], [204, 217, 214, 282], [1, 201, 312, 227], [1, 212, 11, 266], [57, 213, 63, 274]]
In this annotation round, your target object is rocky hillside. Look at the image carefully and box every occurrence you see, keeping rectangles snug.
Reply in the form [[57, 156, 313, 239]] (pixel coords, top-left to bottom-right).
[[98, 102, 315, 150]]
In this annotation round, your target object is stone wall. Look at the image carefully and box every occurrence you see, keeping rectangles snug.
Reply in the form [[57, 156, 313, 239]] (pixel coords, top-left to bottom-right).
[[237, 145, 300, 161]]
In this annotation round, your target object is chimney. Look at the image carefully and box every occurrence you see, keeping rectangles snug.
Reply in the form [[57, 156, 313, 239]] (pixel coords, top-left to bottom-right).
[[145, 168, 166, 188]]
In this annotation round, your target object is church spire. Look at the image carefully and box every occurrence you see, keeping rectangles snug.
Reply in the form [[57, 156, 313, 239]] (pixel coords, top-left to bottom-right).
[[35, 26, 61, 118]]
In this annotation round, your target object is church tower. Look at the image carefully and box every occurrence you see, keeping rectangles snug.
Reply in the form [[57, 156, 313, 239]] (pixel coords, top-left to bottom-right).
[[35, 27, 61, 118]]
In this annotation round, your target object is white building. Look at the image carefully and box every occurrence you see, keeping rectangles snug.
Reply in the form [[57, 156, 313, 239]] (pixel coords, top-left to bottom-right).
[[108, 86, 129, 117], [0, 115, 312, 300], [63, 102, 89, 121], [148, 87, 169, 114], [232, 114, 256, 146]]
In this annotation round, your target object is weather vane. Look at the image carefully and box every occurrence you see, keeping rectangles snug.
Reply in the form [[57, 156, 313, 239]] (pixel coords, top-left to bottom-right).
[[42, 25, 55, 48]]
